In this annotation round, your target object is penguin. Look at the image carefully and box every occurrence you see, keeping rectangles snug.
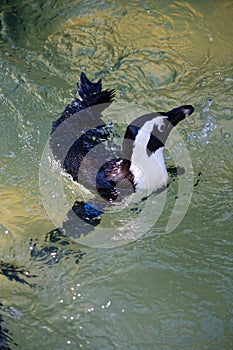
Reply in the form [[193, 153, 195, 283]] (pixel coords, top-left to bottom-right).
[[50, 72, 194, 233]]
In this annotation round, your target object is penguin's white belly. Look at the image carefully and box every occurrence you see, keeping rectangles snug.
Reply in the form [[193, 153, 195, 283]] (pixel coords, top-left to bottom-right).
[[130, 147, 168, 191]]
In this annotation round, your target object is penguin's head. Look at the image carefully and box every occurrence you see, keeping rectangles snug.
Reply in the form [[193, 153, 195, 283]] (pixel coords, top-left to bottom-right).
[[162, 104, 194, 128], [123, 105, 194, 158], [121, 105, 194, 191]]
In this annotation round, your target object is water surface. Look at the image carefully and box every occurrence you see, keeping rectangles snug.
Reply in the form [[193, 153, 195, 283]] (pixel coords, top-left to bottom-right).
[[0, 0, 232, 349]]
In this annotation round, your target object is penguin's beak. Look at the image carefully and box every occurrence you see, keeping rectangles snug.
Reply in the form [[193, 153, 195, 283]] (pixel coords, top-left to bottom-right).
[[166, 105, 194, 127]]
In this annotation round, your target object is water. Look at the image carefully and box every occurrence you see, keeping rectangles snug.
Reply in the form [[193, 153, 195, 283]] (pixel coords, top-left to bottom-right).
[[0, 0, 232, 348]]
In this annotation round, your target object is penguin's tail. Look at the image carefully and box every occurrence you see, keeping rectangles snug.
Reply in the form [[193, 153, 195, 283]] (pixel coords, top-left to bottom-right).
[[78, 72, 115, 107], [51, 72, 115, 133]]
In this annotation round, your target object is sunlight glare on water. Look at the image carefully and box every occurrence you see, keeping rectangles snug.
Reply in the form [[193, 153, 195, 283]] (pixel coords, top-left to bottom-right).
[[0, 0, 232, 349]]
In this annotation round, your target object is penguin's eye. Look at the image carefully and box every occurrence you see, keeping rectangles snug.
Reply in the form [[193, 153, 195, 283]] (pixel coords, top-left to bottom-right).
[[158, 123, 165, 132]]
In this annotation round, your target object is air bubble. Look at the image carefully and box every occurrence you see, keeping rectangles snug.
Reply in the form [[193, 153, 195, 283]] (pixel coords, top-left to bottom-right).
[[223, 109, 231, 115], [50, 191, 57, 199], [6, 151, 16, 158]]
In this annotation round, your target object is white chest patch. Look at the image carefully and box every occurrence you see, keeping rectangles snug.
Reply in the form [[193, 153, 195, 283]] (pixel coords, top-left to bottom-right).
[[129, 117, 168, 191]]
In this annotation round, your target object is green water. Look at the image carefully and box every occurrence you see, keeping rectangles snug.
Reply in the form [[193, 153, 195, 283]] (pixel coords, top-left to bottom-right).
[[0, 0, 232, 349]]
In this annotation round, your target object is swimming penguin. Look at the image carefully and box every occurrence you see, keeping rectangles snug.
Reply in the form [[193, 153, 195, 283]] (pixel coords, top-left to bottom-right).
[[50, 73, 194, 233]]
